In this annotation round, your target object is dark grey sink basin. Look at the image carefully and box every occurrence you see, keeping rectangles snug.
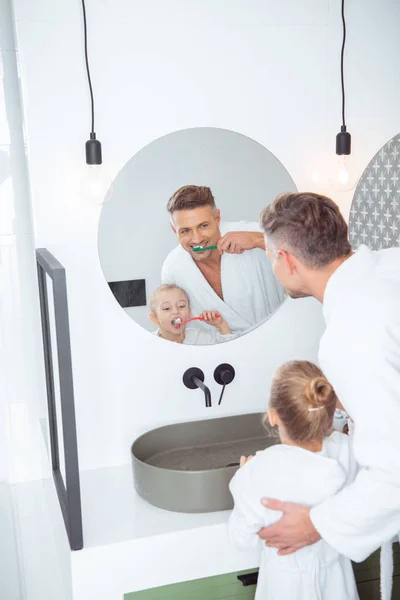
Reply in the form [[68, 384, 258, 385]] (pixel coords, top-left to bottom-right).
[[131, 412, 279, 513]]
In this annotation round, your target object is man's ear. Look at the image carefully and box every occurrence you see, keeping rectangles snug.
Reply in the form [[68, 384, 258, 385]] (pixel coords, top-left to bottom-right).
[[149, 312, 159, 326], [267, 409, 277, 427], [215, 209, 221, 225], [170, 220, 177, 234], [279, 249, 296, 275]]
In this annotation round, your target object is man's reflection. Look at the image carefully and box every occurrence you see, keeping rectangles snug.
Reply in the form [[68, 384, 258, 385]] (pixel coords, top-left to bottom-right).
[[161, 185, 285, 336]]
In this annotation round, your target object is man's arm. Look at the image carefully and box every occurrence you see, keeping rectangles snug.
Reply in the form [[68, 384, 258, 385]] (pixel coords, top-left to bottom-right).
[[310, 465, 400, 562], [218, 231, 265, 254], [258, 500, 320, 555], [217, 220, 265, 253], [311, 324, 400, 562]]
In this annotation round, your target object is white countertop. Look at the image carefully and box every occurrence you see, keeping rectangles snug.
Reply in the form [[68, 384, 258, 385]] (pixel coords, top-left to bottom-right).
[[70, 463, 260, 600], [80, 463, 232, 548]]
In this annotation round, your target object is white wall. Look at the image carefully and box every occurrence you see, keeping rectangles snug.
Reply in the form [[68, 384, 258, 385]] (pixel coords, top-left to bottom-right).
[[11, 0, 400, 471], [1, 0, 73, 597]]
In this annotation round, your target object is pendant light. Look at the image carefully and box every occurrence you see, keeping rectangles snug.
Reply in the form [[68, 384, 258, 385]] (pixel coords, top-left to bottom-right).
[[81, 0, 101, 165], [81, 0, 112, 204], [329, 0, 358, 192]]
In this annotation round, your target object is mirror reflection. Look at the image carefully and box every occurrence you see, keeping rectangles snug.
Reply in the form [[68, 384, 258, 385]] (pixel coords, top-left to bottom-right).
[[98, 128, 297, 345]]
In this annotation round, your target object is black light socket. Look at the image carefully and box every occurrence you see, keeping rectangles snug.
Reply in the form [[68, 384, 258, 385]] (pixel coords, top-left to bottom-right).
[[336, 126, 351, 155], [85, 132, 102, 165]]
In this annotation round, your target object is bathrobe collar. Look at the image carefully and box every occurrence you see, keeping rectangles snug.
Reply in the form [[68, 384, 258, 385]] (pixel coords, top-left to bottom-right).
[[322, 244, 377, 322]]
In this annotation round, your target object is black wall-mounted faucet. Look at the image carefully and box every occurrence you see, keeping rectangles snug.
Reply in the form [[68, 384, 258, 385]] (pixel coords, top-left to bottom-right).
[[183, 367, 212, 408]]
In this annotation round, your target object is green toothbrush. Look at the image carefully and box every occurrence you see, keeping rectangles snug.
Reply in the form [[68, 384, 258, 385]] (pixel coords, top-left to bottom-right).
[[192, 245, 217, 252]]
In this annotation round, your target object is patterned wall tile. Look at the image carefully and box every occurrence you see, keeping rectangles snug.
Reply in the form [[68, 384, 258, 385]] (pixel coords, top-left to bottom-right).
[[348, 133, 400, 250]]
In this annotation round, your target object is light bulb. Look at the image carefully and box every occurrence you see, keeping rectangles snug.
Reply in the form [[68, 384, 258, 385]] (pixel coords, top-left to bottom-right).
[[329, 154, 358, 192], [82, 165, 113, 206]]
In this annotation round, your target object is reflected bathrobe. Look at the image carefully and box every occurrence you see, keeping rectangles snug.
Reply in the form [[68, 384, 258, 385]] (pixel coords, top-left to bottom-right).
[[310, 246, 400, 572], [152, 327, 237, 345], [161, 221, 285, 334], [228, 432, 359, 600]]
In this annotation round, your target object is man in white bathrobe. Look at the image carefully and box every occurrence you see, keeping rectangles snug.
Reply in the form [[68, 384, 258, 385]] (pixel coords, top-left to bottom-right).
[[161, 185, 285, 335], [257, 191, 400, 569]]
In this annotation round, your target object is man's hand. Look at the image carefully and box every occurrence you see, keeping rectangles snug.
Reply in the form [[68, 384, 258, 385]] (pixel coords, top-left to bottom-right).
[[258, 499, 321, 556], [218, 231, 265, 254]]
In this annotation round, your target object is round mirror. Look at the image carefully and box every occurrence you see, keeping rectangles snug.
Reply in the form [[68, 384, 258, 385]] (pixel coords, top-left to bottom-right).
[[98, 127, 296, 345]]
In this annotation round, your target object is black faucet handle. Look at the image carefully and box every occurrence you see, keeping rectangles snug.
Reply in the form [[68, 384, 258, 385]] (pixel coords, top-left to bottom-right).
[[214, 363, 235, 406], [214, 363, 235, 386]]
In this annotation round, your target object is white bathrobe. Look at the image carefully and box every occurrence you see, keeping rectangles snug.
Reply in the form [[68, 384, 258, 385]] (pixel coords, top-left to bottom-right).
[[152, 327, 237, 345], [228, 432, 359, 600], [307, 245, 400, 600], [161, 221, 285, 334], [309, 246, 400, 570]]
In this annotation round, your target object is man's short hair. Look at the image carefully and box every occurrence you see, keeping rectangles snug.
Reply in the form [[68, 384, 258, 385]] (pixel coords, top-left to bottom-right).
[[167, 185, 216, 214], [260, 192, 352, 268]]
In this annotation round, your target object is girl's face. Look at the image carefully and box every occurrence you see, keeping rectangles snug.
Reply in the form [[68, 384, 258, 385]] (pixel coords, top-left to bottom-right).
[[150, 288, 190, 337]]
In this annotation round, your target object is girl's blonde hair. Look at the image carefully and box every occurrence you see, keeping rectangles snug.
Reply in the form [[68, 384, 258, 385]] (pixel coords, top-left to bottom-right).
[[150, 284, 190, 314], [265, 360, 337, 443]]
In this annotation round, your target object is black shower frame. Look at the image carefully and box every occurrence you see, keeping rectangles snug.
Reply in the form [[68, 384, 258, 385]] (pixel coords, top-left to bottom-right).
[[36, 248, 83, 551]]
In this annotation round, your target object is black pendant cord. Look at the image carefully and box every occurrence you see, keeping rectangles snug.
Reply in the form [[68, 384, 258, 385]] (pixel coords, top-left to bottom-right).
[[81, 0, 95, 135], [81, 0, 102, 165], [340, 0, 346, 129], [335, 0, 351, 156]]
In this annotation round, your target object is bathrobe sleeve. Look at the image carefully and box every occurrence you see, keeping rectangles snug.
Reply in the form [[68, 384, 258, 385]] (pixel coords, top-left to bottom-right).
[[311, 322, 400, 563], [228, 459, 279, 551], [160, 252, 177, 284], [184, 327, 238, 345]]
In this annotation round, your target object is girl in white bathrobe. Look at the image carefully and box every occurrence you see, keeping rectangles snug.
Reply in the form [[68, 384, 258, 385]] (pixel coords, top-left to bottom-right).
[[228, 360, 360, 600], [149, 283, 236, 344]]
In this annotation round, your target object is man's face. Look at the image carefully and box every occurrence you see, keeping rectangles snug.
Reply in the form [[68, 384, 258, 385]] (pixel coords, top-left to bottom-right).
[[171, 206, 221, 262], [265, 239, 310, 299]]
